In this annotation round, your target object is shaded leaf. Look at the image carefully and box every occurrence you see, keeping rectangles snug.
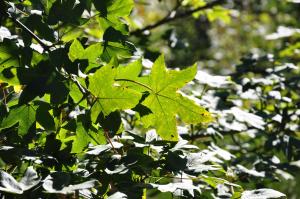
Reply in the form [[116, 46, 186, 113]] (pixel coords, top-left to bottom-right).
[[43, 172, 98, 194], [68, 39, 103, 71], [0, 39, 20, 71]]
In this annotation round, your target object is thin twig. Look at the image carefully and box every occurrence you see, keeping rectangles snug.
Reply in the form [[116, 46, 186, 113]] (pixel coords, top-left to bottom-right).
[[70, 75, 88, 95], [104, 129, 118, 154], [3, 0, 50, 51], [69, 74, 95, 106], [130, 0, 225, 36]]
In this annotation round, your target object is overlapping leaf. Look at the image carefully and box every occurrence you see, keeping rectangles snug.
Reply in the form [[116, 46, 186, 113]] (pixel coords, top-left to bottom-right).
[[137, 56, 212, 141], [68, 39, 103, 71], [43, 172, 98, 194], [88, 61, 142, 122], [93, 0, 134, 20], [0, 167, 40, 194], [115, 56, 212, 141]]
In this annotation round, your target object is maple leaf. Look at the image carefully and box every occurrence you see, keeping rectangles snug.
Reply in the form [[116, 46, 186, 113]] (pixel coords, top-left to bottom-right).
[[135, 55, 212, 141], [88, 61, 142, 122]]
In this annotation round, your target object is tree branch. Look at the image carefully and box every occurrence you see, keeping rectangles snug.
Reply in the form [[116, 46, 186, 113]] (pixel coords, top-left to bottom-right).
[[130, 0, 225, 36], [6, 11, 50, 52]]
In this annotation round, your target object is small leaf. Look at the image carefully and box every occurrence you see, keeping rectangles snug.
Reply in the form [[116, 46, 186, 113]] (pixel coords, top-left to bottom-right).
[[150, 182, 200, 197], [71, 121, 91, 153], [0, 39, 20, 71], [43, 172, 98, 194], [241, 189, 286, 199], [195, 71, 232, 88], [0, 170, 23, 194], [68, 39, 85, 62], [265, 26, 300, 40], [36, 102, 55, 130], [230, 107, 265, 130], [101, 41, 136, 61], [98, 111, 122, 136], [236, 165, 265, 178], [87, 142, 123, 155], [19, 167, 40, 191], [108, 192, 127, 199]]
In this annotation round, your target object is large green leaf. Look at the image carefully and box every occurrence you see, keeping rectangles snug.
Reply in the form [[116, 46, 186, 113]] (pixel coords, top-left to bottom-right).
[[0, 105, 36, 136], [88, 63, 142, 122], [134, 55, 212, 141]]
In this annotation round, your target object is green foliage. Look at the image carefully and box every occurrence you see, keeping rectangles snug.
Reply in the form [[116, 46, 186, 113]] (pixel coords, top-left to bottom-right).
[[0, 0, 299, 198], [0, 104, 36, 136]]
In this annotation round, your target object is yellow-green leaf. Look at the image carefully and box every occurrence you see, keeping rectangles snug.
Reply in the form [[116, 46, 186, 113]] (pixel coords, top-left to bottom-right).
[[136, 55, 212, 141], [89, 63, 142, 122]]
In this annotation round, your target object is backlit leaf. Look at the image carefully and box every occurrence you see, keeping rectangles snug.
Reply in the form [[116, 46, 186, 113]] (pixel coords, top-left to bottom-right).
[[129, 55, 212, 141], [88, 63, 141, 122]]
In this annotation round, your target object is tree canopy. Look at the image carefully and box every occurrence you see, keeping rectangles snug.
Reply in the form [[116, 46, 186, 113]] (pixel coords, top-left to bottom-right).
[[0, 0, 299, 198]]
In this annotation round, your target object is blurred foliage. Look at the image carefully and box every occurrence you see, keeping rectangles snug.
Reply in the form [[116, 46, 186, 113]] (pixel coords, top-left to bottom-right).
[[130, 0, 300, 72]]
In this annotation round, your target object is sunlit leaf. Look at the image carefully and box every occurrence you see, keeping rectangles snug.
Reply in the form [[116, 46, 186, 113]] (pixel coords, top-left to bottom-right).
[[130, 55, 212, 141], [241, 189, 286, 199], [43, 172, 98, 194], [88, 63, 142, 122]]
